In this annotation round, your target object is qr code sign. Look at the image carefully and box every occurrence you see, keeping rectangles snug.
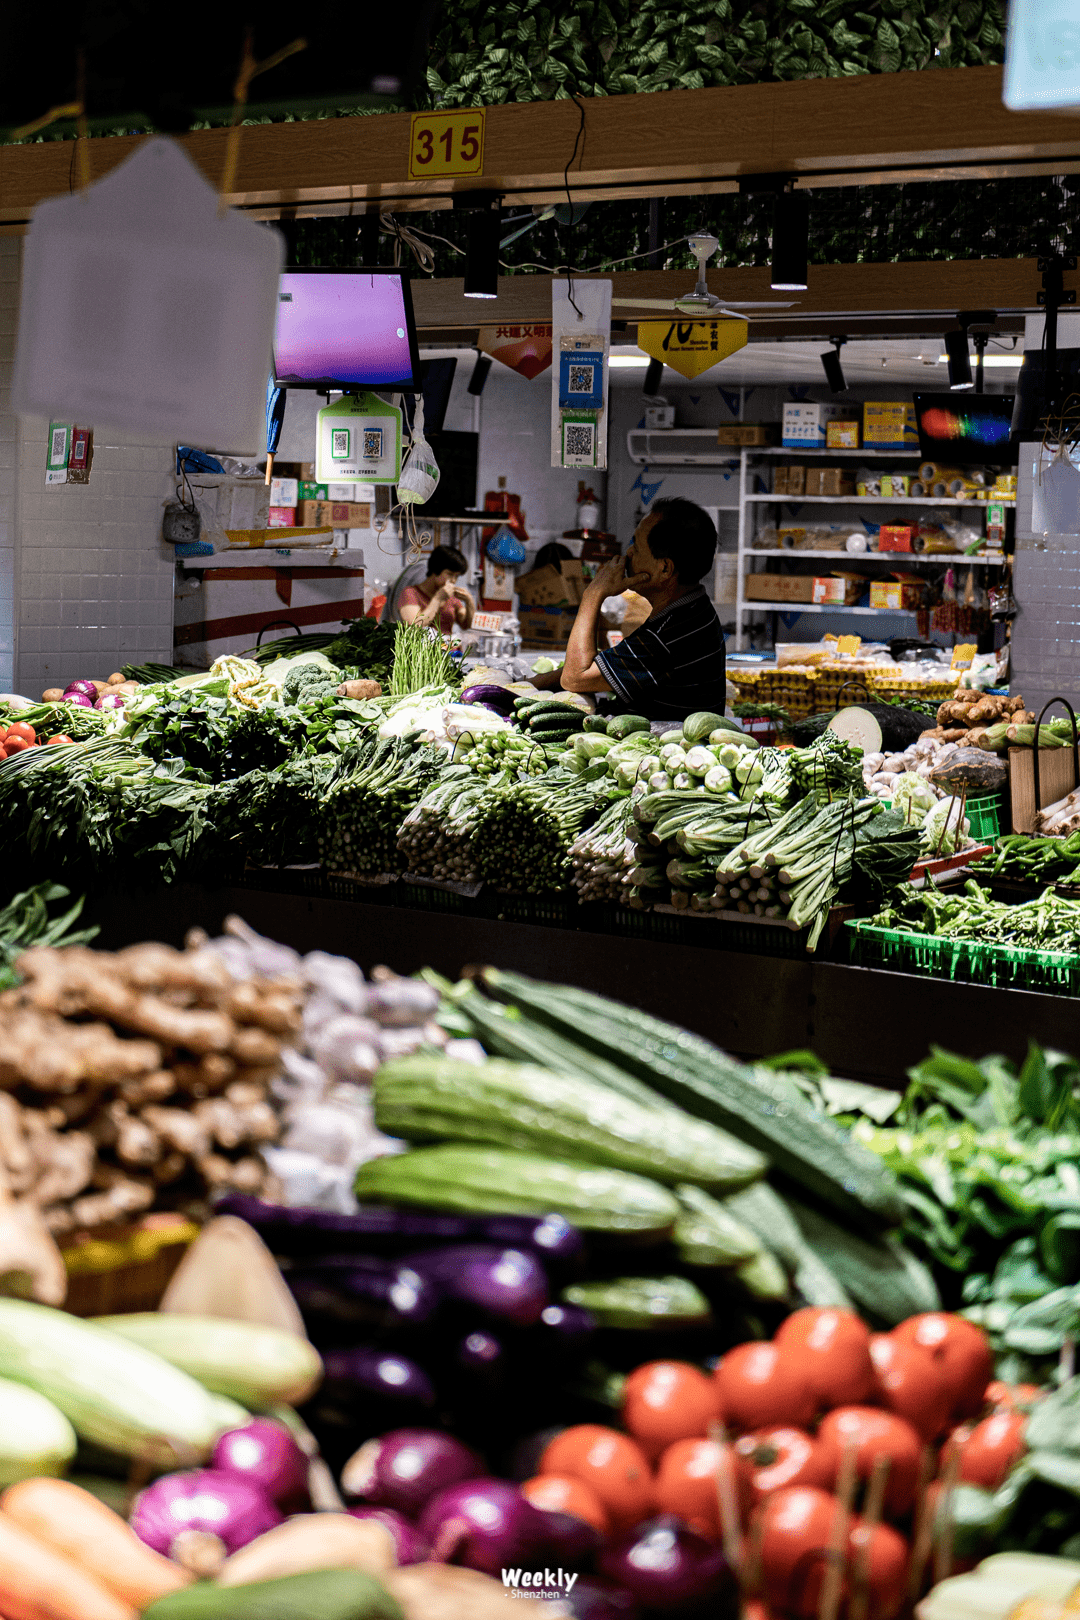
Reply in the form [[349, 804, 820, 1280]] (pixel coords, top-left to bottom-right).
[[331, 428, 350, 459], [50, 427, 68, 461], [568, 363, 595, 395], [563, 420, 596, 466], [362, 429, 384, 461]]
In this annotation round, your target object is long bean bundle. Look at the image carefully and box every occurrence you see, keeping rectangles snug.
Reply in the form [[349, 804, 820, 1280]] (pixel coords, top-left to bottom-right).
[[389, 622, 458, 696], [873, 878, 1080, 951]]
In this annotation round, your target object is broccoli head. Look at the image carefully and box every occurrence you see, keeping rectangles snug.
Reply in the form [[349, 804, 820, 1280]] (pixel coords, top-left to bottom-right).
[[282, 662, 341, 705]]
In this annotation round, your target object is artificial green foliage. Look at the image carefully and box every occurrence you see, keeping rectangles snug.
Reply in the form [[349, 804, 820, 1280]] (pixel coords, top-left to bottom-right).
[[280, 170, 1080, 276], [424, 0, 1004, 107]]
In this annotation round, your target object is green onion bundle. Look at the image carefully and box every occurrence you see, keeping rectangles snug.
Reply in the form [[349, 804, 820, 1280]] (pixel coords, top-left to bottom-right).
[[318, 738, 446, 876], [569, 798, 641, 903], [474, 778, 603, 893], [397, 768, 491, 884]]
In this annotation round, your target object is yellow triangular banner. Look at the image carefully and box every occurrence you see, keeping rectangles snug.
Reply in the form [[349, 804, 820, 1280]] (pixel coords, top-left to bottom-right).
[[637, 318, 748, 379]]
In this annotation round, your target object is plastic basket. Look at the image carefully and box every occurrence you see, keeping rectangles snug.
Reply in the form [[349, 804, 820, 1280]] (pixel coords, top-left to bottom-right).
[[964, 792, 1004, 842], [241, 864, 325, 897], [607, 905, 812, 957], [324, 872, 398, 904], [845, 920, 1080, 996], [478, 891, 578, 928], [398, 879, 481, 916]]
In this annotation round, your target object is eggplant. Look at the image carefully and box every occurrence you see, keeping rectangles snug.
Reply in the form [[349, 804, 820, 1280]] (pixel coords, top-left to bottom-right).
[[461, 683, 517, 715], [218, 1195, 584, 1265], [322, 1347, 436, 1407], [457, 1330, 505, 1385], [403, 1245, 549, 1325], [286, 1256, 439, 1328]]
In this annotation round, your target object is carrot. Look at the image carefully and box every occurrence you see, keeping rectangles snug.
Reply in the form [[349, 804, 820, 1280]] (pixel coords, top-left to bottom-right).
[[0, 1479, 188, 1611], [0, 1508, 136, 1620]]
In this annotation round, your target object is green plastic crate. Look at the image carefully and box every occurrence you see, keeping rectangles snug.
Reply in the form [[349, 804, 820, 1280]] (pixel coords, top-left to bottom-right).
[[965, 792, 1004, 842], [846, 920, 1080, 996]]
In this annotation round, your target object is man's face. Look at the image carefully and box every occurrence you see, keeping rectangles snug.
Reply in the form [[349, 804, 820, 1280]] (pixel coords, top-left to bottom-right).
[[626, 512, 672, 594]]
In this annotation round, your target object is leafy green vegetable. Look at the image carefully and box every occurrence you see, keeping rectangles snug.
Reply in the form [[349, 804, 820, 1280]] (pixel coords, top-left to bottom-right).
[[281, 662, 341, 705], [0, 883, 98, 988]]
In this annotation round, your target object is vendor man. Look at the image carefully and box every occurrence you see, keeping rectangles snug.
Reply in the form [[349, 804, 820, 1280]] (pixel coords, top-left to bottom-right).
[[560, 498, 726, 721]]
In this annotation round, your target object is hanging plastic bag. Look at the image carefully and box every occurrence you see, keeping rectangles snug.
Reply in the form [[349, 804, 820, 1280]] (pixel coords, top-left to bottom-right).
[[397, 397, 441, 506], [486, 523, 527, 566]]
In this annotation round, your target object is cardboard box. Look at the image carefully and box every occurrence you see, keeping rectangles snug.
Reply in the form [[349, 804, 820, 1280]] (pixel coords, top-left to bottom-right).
[[716, 423, 780, 446], [518, 605, 578, 647], [880, 474, 912, 498], [516, 560, 586, 607], [329, 502, 373, 526], [745, 574, 815, 604], [782, 403, 841, 447], [863, 402, 918, 450], [267, 506, 296, 528], [775, 465, 805, 497], [827, 420, 860, 449], [269, 477, 298, 507], [879, 525, 914, 552], [870, 581, 923, 610], [812, 576, 864, 605], [298, 500, 332, 527], [804, 468, 855, 498]]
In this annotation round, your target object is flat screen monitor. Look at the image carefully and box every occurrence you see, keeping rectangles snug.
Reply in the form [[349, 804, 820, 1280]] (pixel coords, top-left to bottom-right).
[[913, 393, 1016, 466], [273, 268, 420, 391], [412, 431, 478, 517], [403, 358, 458, 435]]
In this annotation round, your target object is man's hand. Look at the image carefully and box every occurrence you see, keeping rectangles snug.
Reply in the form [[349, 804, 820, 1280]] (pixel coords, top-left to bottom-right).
[[586, 556, 650, 599]]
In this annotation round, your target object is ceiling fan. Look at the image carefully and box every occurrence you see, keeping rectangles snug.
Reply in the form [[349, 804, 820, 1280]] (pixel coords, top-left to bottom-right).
[[612, 230, 797, 319]]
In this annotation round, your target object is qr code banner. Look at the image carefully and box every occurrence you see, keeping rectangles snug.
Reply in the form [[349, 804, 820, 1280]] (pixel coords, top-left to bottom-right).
[[562, 416, 597, 467]]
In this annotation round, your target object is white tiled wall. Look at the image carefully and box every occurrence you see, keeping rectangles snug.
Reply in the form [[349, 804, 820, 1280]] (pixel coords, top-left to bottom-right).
[[0, 239, 18, 691], [0, 236, 175, 697]]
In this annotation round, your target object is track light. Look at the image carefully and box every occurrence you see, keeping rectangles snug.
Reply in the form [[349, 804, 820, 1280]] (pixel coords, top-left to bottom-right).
[[972, 332, 989, 395], [771, 190, 809, 291], [944, 327, 974, 390], [467, 352, 492, 396], [821, 337, 847, 392], [643, 358, 664, 395], [464, 209, 500, 299]]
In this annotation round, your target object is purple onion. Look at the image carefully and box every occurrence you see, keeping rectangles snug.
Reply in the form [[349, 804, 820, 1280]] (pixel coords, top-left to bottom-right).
[[95, 691, 127, 710], [65, 692, 94, 708], [346, 1507, 429, 1565], [130, 1468, 282, 1576], [211, 1419, 308, 1509], [418, 1478, 553, 1576], [64, 680, 98, 699], [598, 1516, 731, 1613], [323, 1348, 435, 1408], [558, 1580, 641, 1620], [340, 1428, 483, 1518]]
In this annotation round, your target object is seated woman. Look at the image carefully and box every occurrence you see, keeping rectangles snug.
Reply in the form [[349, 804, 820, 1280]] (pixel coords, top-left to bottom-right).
[[397, 545, 476, 635]]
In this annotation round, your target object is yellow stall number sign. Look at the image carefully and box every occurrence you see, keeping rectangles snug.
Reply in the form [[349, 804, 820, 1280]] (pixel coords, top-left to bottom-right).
[[637, 318, 748, 380], [409, 109, 486, 179]]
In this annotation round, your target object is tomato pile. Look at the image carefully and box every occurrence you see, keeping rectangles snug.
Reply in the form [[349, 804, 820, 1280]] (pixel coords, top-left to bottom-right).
[[530, 1309, 1035, 1618], [0, 723, 73, 762]]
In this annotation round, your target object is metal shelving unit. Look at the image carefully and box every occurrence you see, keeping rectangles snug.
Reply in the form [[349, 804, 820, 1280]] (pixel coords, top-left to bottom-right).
[[734, 446, 1012, 649]]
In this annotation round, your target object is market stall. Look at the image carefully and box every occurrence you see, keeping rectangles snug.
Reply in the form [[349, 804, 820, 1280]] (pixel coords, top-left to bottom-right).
[[0, 903, 1073, 1620]]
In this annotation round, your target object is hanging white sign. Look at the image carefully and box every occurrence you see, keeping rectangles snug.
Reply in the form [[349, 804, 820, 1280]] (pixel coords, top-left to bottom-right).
[[1003, 0, 1080, 108], [13, 137, 282, 451]]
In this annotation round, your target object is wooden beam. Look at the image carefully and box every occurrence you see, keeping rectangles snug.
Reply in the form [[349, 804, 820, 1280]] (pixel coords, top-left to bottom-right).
[[4, 66, 1080, 225], [411, 259, 1066, 336]]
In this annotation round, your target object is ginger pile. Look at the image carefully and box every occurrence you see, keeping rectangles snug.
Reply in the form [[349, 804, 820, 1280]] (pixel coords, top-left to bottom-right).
[[923, 692, 1031, 747], [0, 940, 301, 1236]]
